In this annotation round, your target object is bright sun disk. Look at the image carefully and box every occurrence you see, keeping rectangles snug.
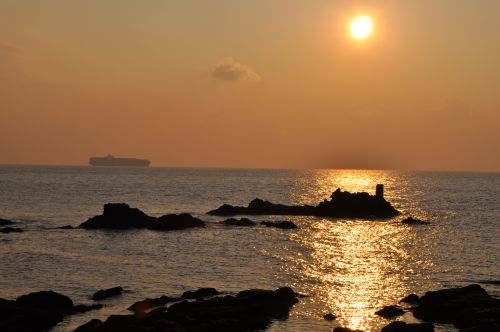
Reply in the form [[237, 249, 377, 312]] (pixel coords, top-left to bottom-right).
[[350, 15, 373, 40]]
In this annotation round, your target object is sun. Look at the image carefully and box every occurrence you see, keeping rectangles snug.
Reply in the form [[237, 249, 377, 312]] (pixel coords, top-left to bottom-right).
[[349, 15, 373, 40]]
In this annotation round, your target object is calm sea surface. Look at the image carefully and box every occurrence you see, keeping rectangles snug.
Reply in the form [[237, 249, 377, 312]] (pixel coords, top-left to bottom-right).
[[0, 166, 499, 332]]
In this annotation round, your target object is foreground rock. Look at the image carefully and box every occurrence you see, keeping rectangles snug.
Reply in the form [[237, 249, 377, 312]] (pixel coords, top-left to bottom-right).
[[220, 218, 256, 226], [76, 286, 299, 332], [375, 305, 405, 318], [0, 218, 14, 225], [92, 286, 123, 301], [407, 284, 500, 331], [0, 227, 23, 233], [0, 290, 102, 332], [260, 220, 298, 229], [381, 321, 434, 332], [80, 203, 205, 231], [208, 185, 399, 219], [401, 217, 429, 225]]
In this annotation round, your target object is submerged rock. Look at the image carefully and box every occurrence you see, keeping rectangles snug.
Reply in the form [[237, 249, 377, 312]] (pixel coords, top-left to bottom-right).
[[80, 203, 205, 231], [181, 288, 220, 299], [1, 290, 101, 332], [260, 220, 298, 229], [401, 217, 429, 225], [381, 321, 434, 332], [77, 286, 300, 332], [375, 305, 405, 318], [0, 227, 23, 233], [92, 286, 123, 301], [220, 218, 256, 226], [208, 186, 399, 219], [0, 218, 14, 225]]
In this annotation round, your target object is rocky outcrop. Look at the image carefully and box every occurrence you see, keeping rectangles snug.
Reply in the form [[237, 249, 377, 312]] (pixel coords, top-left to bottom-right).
[[0, 227, 23, 233], [92, 286, 123, 301], [76, 286, 299, 332], [208, 186, 399, 218], [80, 204, 205, 231], [381, 321, 434, 332], [375, 305, 405, 318], [260, 220, 298, 229], [0, 218, 14, 225], [0, 290, 102, 332], [401, 217, 429, 225], [406, 284, 500, 331], [220, 218, 256, 226]]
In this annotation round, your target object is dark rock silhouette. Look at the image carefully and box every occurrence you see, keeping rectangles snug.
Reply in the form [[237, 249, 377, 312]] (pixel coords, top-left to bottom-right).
[[80, 203, 205, 231], [92, 286, 123, 301], [73, 304, 104, 314], [323, 312, 336, 320], [405, 284, 500, 331], [260, 220, 298, 229], [0, 227, 23, 233], [208, 186, 399, 218], [1, 290, 102, 332], [400, 293, 420, 304], [181, 288, 220, 299], [58, 225, 74, 229], [401, 217, 429, 225], [381, 321, 434, 332], [220, 218, 256, 226], [77, 286, 299, 332], [375, 305, 405, 318], [128, 296, 182, 316], [0, 218, 14, 225], [334, 327, 365, 332]]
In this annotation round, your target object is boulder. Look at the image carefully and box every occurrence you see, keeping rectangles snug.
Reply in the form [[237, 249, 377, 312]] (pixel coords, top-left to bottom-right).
[[0, 218, 14, 225], [220, 218, 256, 226], [323, 313, 336, 320], [208, 186, 399, 218], [0, 227, 23, 233], [80, 204, 205, 231], [375, 305, 405, 318], [181, 288, 220, 299], [260, 220, 298, 229], [400, 294, 420, 304], [16, 291, 74, 314], [401, 217, 429, 225], [381, 321, 434, 332], [92, 286, 123, 301]]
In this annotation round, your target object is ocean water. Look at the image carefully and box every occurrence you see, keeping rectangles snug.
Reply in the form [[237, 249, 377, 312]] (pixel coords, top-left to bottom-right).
[[0, 166, 498, 332]]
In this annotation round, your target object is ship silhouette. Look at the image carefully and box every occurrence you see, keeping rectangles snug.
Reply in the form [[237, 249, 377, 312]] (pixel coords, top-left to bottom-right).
[[89, 154, 151, 167]]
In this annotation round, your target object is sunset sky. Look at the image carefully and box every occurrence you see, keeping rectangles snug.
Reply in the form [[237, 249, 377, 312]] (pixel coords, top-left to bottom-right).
[[1, 0, 499, 171]]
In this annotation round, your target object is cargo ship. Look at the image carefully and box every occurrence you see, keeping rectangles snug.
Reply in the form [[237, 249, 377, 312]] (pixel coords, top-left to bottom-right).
[[89, 154, 151, 167]]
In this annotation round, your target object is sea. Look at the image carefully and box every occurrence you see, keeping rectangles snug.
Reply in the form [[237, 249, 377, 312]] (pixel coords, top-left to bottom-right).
[[0, 166, 498, 332]]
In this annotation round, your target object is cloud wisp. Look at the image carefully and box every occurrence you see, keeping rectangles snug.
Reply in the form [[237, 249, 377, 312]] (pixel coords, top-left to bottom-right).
[[211, 58, 260, 82]]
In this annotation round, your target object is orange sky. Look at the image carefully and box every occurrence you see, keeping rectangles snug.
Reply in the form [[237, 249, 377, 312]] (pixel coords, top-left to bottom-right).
[[1, 0, 499, 171]]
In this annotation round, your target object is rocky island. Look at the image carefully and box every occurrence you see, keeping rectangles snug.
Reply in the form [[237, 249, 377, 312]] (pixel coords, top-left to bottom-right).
[[208, 185, 400, 218]]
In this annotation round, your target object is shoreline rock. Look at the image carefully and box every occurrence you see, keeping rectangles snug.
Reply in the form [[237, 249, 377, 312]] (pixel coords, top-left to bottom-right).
[[375, 305, 405, 318], [401, 217, 429, 225], [381, 321, 434, 332], [128, 296, 182, 316], [220, 218, 256, 226], [208, 186, 400, 219], [260, 220, 298, 229], [181, 288, 220, 299], [80, 203, 205, 231]]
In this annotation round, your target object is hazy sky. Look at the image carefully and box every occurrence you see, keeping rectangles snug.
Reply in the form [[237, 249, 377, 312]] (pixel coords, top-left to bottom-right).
[[1, 0, 499, 171]]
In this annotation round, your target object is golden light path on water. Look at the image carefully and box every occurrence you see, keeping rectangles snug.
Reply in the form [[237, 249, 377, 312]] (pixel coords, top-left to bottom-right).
[[280, 170, 435, 331]]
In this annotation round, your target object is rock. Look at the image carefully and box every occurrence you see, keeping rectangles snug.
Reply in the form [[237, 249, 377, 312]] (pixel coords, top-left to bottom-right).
[[76, 286, 299, 332], [80, 203, 205, 231], [323, 313, 336, 320], [220, 218, 256, 226], [16, 290, 74, 314], [92, 286, 123, 301], [58, 225, 74, 229], [0, 218, 14, 225], [375, 305, 405, 318], [411, 284, 500, 331], [400, 294, 420, 304], [208, 186, 399, 218], [128, 296, 182, 315], [181, 288, 220, 299], [74, 319, 103, 332], [334, 327, 365, 332], [72, 304, 104, 314], [401, 217, 429, 225], [0, 227, 23, 233], [381, 321, 434, 332], [260, 220, 298, 229]]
